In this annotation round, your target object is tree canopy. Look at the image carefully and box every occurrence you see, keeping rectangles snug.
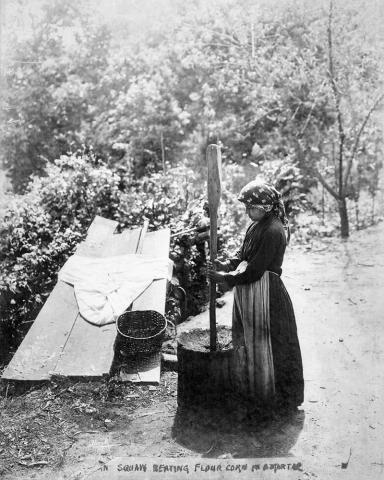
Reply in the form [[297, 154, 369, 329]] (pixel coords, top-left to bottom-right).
[[1, 0, 383, 235]]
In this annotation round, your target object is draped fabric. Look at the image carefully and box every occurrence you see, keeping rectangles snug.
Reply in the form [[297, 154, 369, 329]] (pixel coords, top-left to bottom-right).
[[58, 253, 173, 326]]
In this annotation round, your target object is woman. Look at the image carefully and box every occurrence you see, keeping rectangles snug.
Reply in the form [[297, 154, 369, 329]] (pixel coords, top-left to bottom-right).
[[207, 180, 304, 414]]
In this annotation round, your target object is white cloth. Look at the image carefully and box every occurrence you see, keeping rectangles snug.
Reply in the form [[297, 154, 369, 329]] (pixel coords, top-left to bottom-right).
[[58, 254, 173, 326]]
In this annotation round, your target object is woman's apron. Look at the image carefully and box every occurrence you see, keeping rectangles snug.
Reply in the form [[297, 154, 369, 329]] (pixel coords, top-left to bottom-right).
[[232, 261, 275, 405]]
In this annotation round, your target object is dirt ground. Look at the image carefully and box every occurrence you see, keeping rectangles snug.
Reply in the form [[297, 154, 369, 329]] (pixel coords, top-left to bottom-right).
[[1, 220, 384, 479]]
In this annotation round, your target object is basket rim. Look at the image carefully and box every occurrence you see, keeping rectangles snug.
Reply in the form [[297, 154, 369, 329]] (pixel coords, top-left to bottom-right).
[[116, 310, 167, 341]]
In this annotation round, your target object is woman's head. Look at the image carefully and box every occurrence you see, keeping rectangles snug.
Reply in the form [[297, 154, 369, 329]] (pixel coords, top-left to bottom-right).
[[245, 204, 268, 222], [238, 180, 288, 226]]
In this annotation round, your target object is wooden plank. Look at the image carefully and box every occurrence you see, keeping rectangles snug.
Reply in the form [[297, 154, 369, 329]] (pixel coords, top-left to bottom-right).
[[53, 321, 117, 379], [99, 228, 142, 257], [2, 282, 79, 381], [75, 219, 123, 257], [85, 215, 117, 242], [131, 229, 171, 314], [122, 228, 171, 384], [2, 219, 170, 382], [53, 228, 142, 378], [136, 219, 149, 254], [1, 216, 122, 382], [120, 353, 161, 384], [76, 228, 141, 258]]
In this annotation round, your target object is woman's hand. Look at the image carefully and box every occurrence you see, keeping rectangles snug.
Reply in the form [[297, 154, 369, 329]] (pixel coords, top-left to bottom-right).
[[206, 267, 227, 285], [207, 259, 228, 272]]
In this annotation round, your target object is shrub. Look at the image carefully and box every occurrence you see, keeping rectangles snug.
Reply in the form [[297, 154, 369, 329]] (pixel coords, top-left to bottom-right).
[[0, 153, 123, 346], [0, 153, 211, 348]]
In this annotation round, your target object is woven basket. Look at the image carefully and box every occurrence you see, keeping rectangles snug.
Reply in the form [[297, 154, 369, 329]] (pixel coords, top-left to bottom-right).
[[116, 310, 167, 356]]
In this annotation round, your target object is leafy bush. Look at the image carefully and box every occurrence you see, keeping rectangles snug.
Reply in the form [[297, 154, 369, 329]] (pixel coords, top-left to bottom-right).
[[117, 163, 201, 231], [0, 153, 211, 348], [116, 163, 212, 321], [0, 153, 123, 345]]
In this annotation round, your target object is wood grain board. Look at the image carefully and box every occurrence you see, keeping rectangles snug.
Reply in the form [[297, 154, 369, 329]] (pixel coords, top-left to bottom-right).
[[2, 216, 119, 381], [84, 216, 118, 242], [120, 228, 171, 384], [1, 282, 79, 381], [2, 217, 171, 383], [53, 228, 142, 379], [131, 229, 170, 314]]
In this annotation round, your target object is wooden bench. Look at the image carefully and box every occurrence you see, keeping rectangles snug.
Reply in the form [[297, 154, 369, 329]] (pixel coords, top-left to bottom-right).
[[2, 216, 171, 383]]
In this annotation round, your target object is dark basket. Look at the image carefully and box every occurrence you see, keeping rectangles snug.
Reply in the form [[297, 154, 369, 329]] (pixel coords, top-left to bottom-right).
[[116, 310, 167, 356]]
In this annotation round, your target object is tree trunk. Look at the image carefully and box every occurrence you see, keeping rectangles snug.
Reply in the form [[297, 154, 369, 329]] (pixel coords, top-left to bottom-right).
[[338, 197, 349, 238]]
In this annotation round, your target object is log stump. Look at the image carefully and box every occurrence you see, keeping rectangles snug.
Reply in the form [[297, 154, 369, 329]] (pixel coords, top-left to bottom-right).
[[177, 327, 248, 410]]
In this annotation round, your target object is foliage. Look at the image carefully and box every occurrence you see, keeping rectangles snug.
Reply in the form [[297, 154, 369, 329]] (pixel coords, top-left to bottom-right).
[[3, 0, 383, 216], [1, 0, 112, 192], [89, 57, 191, 177], [0, 154, 211, 341], [116, 163, 201, 231], [0, 153, 123, 344], [287, 1, 384, 237]]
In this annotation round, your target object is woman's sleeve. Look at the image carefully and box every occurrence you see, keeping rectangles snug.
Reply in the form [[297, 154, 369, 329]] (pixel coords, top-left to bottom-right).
[[224, 249, 242, 271], [223, 229, 280, 287]]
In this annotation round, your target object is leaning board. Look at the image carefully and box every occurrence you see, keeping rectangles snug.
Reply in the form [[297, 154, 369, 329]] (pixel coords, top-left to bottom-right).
[[119, 228, 171, 384], [52, 227, 142, 379], [2, 217, 133, 381], [2, 218, 171, 382], [1, 282, 80, 381]]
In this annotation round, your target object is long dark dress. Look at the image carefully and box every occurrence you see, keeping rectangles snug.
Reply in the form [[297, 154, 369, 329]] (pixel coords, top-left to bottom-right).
[[223, 214, 304, 411]]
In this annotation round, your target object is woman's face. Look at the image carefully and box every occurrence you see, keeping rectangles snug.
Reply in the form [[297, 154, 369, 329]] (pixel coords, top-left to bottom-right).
[[246, 205, 266, 222]]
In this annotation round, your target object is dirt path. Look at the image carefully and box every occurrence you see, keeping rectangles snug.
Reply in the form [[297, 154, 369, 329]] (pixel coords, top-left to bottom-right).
[[283, 221, 384, 479], [177, 220, 384, 479], [1, 221, 384, 479]]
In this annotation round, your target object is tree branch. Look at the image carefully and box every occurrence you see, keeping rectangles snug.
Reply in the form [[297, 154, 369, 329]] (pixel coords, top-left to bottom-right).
[[298, 80, 327, 137], [344, 92, 384, 186], [313, 167, 340, 200], [294, 138, 340, 200]]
